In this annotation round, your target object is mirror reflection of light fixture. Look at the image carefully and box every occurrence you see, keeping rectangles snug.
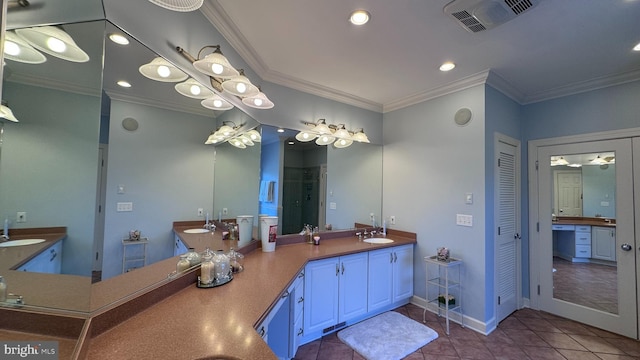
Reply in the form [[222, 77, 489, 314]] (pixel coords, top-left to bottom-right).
[[3, 31, 46, 64], [590, 155, 607, 165], [242, 91, 274, 109], [204, 122, 262, 149], [201, 95, 234, 111], [246, 129, 262, 142], [295, 119, 368, 148], [139, 57, 188, 82], [550, 156, 569, 166], [148, 0, 204, 12], [15, 26, 89, 63], [0, 101, 19, 123], [174, 78, 214, 99]]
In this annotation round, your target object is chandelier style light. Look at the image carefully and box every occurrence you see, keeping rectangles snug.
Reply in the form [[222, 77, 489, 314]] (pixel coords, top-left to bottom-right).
[[177, 45, 273, 110], [295, 119, 369, 148]]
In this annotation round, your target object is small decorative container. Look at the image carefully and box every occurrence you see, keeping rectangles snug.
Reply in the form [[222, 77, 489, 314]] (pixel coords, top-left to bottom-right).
[[438, 294, 456, 306], [436, 247, 450, 262], [199, 252, 215, 285], [185, 247, 201, 266], [227, 248, 244, 273], [176, 254, 190, 273]]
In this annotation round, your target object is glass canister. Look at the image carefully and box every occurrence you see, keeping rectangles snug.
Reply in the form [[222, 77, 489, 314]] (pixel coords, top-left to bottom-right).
[[227, 248, 244, 273], [176, 254, 191, 273], [185, 247, 201, 266], [200, 253, 215, 285], [214, 250, 230, 283]]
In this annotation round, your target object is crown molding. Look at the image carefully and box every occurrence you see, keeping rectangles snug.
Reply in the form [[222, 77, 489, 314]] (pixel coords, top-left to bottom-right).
[[5, 73, 101, 98], [105, 89, 218, 118], [521, 69, 640, 104]]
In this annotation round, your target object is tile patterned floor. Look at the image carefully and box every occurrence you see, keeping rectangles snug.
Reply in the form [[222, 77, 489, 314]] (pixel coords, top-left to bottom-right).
[[553, 257, 618, 314], [294, 303, 640, 360]]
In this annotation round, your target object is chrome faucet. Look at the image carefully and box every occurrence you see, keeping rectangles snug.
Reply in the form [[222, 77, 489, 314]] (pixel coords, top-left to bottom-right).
[[6, 293, 24, 305], [1, 218, 8, 242]]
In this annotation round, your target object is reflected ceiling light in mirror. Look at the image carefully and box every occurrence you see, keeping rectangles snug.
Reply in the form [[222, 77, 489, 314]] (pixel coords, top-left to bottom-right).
[[139, 57, 188, 82], [192, 46, 239, 78], [349, 10, 371, 25], [221, 70, 260, 97], [3, 31, 46, 64], [117, 80, 132, 88], [277, 128, 285, 133], [175, 78, 214, 99], [148, 0, 204, 12], [0, 101, 19, 122], [15, 26, 89, 63], [242, 91, 274, 109], [109, 33, 130, 45], [201, 95, 234, 111]]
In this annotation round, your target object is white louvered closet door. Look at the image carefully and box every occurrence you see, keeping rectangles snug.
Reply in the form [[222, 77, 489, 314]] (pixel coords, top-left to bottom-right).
[[496, 139, 518, 323]]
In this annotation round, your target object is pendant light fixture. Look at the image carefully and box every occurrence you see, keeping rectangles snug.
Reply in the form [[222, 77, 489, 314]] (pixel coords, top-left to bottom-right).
[[201, 95, 234, 111], [148, 0, 204, 12], [3, 31, 46, 64], [175, 78, 214, 99], [15, 26, 89, 63], [139, 57, 188, 82]]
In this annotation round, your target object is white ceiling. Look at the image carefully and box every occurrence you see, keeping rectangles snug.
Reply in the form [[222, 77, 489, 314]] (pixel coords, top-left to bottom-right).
[[201, 0, 640, 113]]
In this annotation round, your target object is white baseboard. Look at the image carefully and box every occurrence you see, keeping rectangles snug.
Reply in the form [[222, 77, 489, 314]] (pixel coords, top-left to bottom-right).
[[410, 295, 492, 336]]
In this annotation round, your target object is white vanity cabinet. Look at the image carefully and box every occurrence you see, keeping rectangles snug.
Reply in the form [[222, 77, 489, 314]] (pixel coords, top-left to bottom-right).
[[574, 225, 592, 259], [16, 240, 62, 274], [368, 244, 414, 312], [592, 226, 616, 262], [256, 270, 305, 360], [173, 234, 188, 256], [303, 252, 368, 342]]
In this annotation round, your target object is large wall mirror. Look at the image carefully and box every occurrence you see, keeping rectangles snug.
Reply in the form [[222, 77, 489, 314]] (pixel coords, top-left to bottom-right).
[[0, 0, 382, 314]]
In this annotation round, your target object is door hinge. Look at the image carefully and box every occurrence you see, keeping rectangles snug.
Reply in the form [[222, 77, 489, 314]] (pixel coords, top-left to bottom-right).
[[498, 227, 501, 235], [537, 285, 540, 295], [498, 296, 501, 305], [498, 158, 501, 167], [536, 222, 539, 232], [535, 160, 539, 170]]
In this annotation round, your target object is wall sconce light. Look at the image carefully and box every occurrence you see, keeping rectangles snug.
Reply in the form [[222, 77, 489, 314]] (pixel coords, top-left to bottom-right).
[[3, 30, 46, 64], [204, 121, 261, 149], [174, 78, 214, 99], [15, 26, 89, 63], [148, 0, 204, 12], [177, 45, 274, 109], [201, 94, 234, 111], [295, 119, 369, 148], [139, 57, 188, 82], [0, 101, 19, 123]]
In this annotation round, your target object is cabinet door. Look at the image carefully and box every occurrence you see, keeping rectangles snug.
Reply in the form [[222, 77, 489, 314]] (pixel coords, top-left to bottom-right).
[[304, 258, 339, 335], [392, 245, 414, 302], [17, 241, 62, 274], [174, 235, 188, 256], [368, 248, 393, 312], [592, 226, 616, 261], [338, 252, 368, 323]]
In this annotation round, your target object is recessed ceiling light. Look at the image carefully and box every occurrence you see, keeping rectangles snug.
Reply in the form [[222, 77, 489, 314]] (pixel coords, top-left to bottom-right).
[[439, 62, 456, 72], [633, 42, 640, 51], [117, 80, 132, 88], [288, 141, 295, 145], [349, 10, 370, 25], [277, 128, 285, 133], [109, 33, 129, 45]]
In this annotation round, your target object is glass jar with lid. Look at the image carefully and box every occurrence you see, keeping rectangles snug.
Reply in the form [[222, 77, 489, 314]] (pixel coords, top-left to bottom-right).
[[185, 247, 201, 266], [227, 248, 244, 273], [200, 253, 215, 285], [214, 250, 230, 283], [176, 254, 190, 273]]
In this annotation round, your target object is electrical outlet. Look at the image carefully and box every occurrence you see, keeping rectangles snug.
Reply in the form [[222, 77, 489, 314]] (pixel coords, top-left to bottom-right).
[[197, 208, 204, 217], [222, 208, 228, 215], [390, 216, 396, 225], [16, 212, 26, 223], [370, 213, 375, 221]]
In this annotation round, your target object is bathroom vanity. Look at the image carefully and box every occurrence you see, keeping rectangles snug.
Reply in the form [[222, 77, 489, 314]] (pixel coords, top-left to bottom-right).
[[552, 217, 616, 263]]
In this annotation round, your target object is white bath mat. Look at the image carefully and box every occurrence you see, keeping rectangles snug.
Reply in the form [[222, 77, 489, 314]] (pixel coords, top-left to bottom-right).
[[337, 311, 438, 360]]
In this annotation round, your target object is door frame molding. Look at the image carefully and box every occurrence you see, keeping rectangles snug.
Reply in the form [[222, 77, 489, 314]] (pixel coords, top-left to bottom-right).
[[494, 133, 522, 324], [529, 127, 640, 310]]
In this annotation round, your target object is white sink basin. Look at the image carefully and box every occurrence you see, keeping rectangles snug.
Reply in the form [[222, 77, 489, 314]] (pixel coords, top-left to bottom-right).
[[363, 238, 394, 244], [184, 228, 210, 234], [0, 239, 46, 247]]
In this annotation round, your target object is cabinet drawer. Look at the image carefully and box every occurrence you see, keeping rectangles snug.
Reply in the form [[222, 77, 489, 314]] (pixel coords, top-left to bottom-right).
[[552, 224, 575, 231], [293, 276, 304, 320], [575, 225, 591, 232], [575, 244, 591, 258], [575, 232, 591, 245]]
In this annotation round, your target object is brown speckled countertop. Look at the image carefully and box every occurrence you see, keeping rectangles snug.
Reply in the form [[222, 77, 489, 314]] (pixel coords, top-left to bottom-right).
[[553, 216, 616, 228], [85, 227, 416, 360]]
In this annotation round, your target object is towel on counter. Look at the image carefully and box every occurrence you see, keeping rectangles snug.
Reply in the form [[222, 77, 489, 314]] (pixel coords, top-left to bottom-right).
[[259, 180, 275, 202]]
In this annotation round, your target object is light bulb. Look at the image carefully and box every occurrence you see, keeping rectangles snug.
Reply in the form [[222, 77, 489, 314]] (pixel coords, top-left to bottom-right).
[[339, 139, 347, 146], [303, 133, 310, 139], [157, 65, 171, 78], [236, 82, 247, 94], [4, 41, 20, 56], [46, 37, 66, 53], [211, 63, 223, 75], [190, 84, 201, 96], [253, 98, 263, 106], [213, 99, 222, 108]]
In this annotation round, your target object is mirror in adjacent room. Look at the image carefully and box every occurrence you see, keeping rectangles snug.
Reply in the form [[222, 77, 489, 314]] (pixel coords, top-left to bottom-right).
[[260, 125, 382, 235], [550, 152, 617, 314]]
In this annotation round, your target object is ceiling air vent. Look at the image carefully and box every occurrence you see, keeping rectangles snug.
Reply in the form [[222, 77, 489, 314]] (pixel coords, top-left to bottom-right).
[[444, 0, 541, 33]]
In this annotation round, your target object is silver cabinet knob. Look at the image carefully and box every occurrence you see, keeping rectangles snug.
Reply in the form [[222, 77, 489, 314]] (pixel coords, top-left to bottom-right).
[[621, 243, 632, 251]]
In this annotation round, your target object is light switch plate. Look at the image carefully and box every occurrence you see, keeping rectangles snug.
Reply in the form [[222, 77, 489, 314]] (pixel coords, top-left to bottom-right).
[[329, 202, 337, 210], [465, 192, 473, 205], [117, 202, 133, 212]]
